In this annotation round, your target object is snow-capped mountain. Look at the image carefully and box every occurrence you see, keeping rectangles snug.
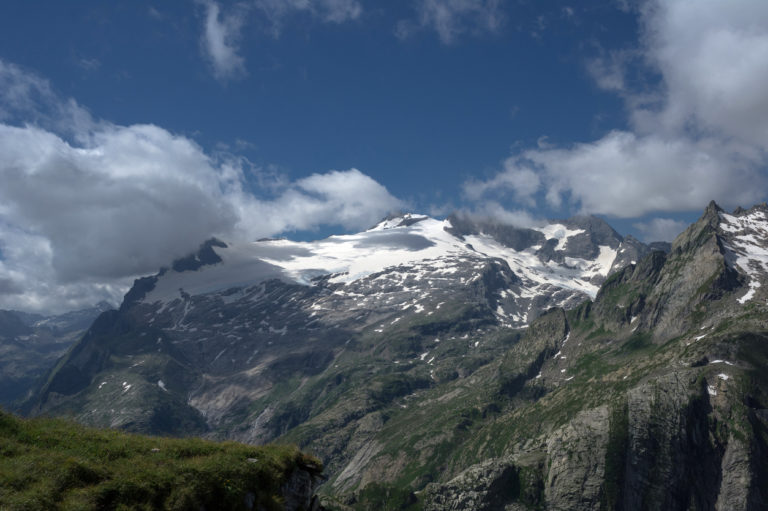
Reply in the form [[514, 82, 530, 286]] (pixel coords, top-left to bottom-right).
[[25, 203, 768, 508], [134, 212, 647, 330], [28, 212, 649, 436]]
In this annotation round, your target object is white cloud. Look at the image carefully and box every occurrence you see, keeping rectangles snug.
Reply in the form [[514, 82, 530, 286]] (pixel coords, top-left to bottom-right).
[[255, 0, 361, 29], [637, 0, 768, 148], [396, 0, 504, 44], [0, 61, 401, 313], [466, 0, 768, 218], [586, 49, 637, 93], [200, 0, 247, 81], [198, 0, 361, 78], [0, 60, 96, 140], [633, 217, 688, 242], [463, 201, 542, 229], [464, 160, 541, 207], [0, 124, 238, 282], [231, 169, 403, 238], [513, 131, 763, 217], [316, 0, 362, 23]]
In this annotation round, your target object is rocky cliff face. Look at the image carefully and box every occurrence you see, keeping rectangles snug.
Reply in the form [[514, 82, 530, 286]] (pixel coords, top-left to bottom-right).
[[414, 202, 768, 510]]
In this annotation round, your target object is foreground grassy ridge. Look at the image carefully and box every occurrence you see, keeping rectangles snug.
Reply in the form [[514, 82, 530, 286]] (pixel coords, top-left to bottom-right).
[[0, 410, 321, 511]]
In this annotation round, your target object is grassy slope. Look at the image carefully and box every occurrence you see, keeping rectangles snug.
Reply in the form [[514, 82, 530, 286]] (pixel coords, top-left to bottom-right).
[[0, 410, 321, 511]]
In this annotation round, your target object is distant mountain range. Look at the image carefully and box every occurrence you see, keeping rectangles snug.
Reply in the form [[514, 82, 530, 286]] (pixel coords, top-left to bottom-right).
[[0, 301, 112, 408], [19, 203, 768, 509]]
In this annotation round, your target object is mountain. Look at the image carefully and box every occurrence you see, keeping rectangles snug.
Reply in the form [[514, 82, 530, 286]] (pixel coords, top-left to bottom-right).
[[25, 213, 639, 434], [24, 204, 768, 509], [0, 302, 113, 409], [416, 201, 768, 510]]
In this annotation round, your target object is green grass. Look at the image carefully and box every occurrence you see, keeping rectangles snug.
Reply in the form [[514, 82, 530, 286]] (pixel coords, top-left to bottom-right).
[[0, 409, 321, 511], [353, 483, 422, 511], [618, 331, 654, 354]]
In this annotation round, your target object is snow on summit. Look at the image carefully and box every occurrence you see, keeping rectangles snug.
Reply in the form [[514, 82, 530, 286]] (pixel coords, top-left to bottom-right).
[[719, 206, 768, 304], [141, 213, 629, 318]]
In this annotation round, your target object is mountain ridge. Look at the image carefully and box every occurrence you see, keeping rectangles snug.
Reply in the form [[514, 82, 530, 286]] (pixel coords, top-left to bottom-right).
[[0, 302, 113, 409]]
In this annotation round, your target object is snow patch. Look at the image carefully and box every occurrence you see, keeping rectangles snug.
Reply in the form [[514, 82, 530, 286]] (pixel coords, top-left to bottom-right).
[[534, 224, 585, 250], [720, 210, 768, 304], [738, 280, 761, 304]]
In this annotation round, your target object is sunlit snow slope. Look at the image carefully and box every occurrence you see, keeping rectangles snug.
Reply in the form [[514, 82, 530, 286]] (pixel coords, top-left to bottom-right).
[[720, 205, 768, 304], [140, 213, 644, 329]]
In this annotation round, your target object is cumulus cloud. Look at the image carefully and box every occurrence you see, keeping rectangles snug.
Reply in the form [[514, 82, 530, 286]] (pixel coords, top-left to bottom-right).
[[396, 0, 504, 44], [636, 0, 768, 148], [466, 0, 768, 217], [231, 169, 403, 238], [200, 0, 248, 81], [494, 132, 765, 217], [463, 162, 541, 207], [0, 124, 238, 282], [0, 61, 401, 313], [633, 218, 688, 242]]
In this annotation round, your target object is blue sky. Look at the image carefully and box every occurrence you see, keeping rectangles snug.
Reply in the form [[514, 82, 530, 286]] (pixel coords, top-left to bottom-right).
[[1, 0, 767, 312]]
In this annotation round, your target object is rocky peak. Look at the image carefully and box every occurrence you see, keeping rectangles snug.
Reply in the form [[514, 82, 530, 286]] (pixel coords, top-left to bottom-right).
[[590, 201, 768, 339], [169, 238, 227, 273], [562, 214, 623, 249]]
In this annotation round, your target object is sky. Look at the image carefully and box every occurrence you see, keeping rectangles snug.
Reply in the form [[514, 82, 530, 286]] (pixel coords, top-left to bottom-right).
[[1, 0, 767, 313]]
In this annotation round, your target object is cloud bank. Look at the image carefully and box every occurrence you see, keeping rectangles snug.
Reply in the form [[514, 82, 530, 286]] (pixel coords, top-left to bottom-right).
[[465, 0, 768, 219], [0, 61, 401, 313]]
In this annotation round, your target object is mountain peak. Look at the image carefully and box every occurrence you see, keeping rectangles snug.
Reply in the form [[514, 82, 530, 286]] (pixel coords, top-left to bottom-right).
[[368, 213, 430, 231], [697, 199, 724, 229], [170, 238, 227, 273]]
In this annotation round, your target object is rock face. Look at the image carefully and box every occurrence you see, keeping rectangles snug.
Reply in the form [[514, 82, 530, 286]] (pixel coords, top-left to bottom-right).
[[417, 203, 768, 510], [23, 204, 768, 510], [422, 457, 536, 511], [544, 406, 610, 510], [279, 464, 325, 511]]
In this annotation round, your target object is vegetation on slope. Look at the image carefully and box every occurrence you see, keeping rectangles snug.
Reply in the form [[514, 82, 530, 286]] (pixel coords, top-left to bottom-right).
[[0, 409, 322, 511]]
